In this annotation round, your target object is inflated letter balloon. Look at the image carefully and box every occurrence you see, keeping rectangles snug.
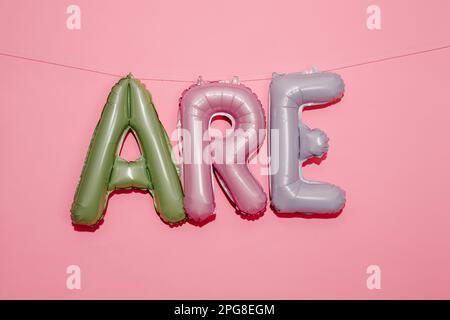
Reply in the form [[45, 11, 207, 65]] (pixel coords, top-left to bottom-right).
[[179, 77, 267, 222], [71, 74, 185, 225], [269, 71, 346, 214]]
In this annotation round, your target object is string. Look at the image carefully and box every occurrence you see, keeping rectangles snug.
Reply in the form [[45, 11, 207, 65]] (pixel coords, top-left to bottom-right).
[[1, 44, 449, 83]]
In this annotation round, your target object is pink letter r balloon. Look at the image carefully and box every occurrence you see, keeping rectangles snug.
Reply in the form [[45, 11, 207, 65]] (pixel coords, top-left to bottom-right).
[[179, 77, 267, 222]]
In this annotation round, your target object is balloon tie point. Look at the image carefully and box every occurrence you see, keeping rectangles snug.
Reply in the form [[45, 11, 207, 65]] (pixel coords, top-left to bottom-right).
[[303, 67, 321, 74], [197, 76, 205, 85]]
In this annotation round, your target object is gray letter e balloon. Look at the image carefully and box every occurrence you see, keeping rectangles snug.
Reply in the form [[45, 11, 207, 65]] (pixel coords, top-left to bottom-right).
[[269, 71, 346, 215]]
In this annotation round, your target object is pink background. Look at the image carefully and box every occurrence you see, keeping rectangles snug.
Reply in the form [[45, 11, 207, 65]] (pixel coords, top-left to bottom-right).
[[1, 0, 450, 299]]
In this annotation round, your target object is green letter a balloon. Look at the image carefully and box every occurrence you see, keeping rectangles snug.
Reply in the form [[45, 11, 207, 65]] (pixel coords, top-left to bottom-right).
[[71, 74, 185, 226]]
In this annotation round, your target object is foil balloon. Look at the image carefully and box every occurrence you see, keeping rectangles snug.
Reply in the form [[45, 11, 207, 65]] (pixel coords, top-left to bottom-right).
[[71, 74, 185, 226], [179, 77, 267, 222], [269, 71, 346, 214]]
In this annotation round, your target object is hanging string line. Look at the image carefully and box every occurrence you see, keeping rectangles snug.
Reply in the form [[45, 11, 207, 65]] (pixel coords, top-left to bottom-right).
[[1, 44, 449, 83]]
